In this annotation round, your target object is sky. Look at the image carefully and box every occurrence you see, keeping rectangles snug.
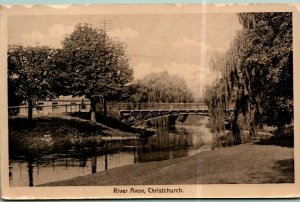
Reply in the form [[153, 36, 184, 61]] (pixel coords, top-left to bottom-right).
[[8, 12, 242, 98]]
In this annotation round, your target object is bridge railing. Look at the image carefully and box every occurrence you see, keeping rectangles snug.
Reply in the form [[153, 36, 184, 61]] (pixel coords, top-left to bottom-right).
[[107, 102, 208, 111]]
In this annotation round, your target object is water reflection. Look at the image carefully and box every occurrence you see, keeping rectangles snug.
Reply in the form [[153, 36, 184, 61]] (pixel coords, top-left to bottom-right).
[[28, 161, 33, 187], [9, 123, 213, 187], [134, 125, 212, 162], [10, 152, 135, 187]]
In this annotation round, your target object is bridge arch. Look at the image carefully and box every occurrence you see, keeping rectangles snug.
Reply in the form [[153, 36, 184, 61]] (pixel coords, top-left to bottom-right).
[[99, 102, 233, 125], [120, 110, 210, 125]]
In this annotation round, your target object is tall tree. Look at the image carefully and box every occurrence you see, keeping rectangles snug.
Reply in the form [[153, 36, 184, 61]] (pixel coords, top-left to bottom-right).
[[8, 45, 57, 122], [235, 13, 293, 134], [205, 12, 293, 143], [61, 23, 133, 122]]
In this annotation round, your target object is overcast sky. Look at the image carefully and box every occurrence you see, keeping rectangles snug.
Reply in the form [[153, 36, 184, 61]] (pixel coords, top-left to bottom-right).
[[8, 13, 242, 98]]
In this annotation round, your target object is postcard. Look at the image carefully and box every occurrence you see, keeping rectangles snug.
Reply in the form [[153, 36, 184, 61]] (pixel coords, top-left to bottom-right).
[[0, 3, 299, 199]]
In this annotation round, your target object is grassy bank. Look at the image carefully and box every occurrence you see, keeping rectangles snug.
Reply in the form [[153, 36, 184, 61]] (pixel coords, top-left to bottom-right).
[[9, 115, 139, 159], [69, 112, 139, 133], [42, 142, 294, 185]]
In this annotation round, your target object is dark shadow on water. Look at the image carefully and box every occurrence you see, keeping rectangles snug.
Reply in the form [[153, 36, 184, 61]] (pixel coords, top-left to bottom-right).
[[254, 135, 294, 148]]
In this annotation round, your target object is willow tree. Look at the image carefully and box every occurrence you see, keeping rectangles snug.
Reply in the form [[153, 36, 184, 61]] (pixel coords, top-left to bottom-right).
[[131, 71, 194, 125], [134, 71, 194, 103], [235, 13, 293, 135], [61, 23, 133, 122], [205, 12, 293, 143]]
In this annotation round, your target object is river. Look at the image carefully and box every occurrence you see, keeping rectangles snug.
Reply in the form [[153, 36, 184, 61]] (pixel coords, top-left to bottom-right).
[[9, 117, 215, 187]]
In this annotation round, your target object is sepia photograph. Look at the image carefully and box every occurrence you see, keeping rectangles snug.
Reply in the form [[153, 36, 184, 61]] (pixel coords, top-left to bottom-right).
[[1, 4, 299, 199]]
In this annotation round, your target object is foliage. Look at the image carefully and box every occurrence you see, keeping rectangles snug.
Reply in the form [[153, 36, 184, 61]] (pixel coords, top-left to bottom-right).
[[60, 23, 133, 121], [133, 71, 194, 103], [8, 45, 58, 120], [8, 78, 23, 107], [49, 49, 72, 96], [205, 12, 293, 143]]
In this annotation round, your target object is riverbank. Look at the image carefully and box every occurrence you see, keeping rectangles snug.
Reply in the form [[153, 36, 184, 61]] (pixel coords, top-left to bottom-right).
[[9, 114, 139, 158], [42, 142, 294, 185]]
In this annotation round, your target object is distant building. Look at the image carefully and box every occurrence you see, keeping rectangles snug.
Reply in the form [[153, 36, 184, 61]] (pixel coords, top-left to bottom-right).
[[9, 96, 91, 117]]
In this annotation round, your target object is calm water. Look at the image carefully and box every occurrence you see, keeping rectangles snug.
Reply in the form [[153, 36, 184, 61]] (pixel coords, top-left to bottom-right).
[[9, 124, 214, 187]]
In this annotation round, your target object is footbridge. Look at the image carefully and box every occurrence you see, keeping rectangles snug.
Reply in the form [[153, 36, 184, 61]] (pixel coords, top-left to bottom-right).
[[106, 102, 234, 125]]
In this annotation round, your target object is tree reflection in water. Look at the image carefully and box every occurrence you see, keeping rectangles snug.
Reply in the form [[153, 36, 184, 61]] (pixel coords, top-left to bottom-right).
[[10, 122, 212, 187]]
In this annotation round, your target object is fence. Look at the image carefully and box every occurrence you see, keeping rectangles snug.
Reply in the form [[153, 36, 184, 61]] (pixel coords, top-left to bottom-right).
[[8, 100, 91, 117], [8, 101, 208, 117]]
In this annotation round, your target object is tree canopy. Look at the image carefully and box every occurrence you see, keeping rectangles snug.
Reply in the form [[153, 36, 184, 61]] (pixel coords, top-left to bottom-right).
[[60, 23, 133, 121], [8, 45, 58, 121], [133, 71, 194, 103]]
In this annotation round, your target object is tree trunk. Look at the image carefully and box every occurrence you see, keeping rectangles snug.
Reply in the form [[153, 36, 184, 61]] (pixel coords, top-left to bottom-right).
[[232, 109, 241, 145], [28, 99, 33, 122], [91, 155, 97, 173], [249, 116, 258, 137], [103, 98, 107, 117], [277, 125, 284, 138], [90, 99, 97, 123]]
